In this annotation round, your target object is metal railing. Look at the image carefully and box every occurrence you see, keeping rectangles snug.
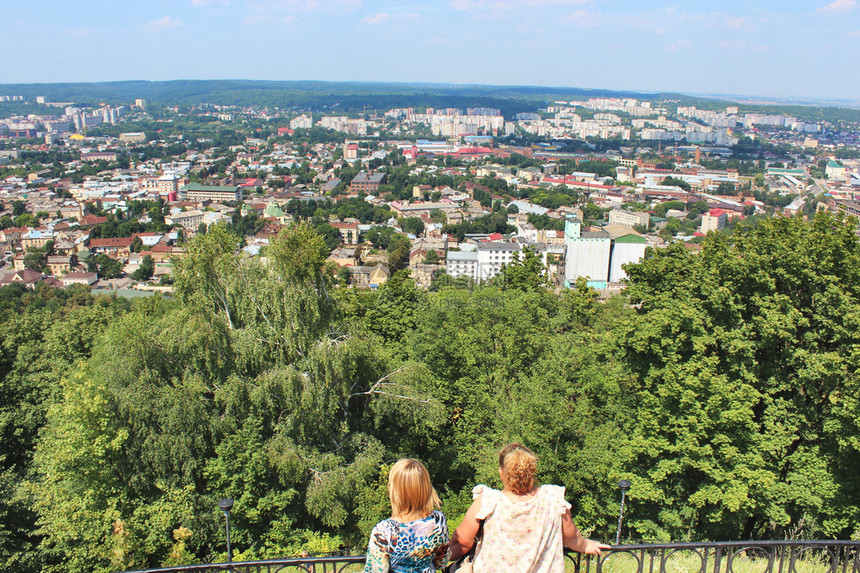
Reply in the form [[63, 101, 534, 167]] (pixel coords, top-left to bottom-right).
[[122, 540, 860, 573], [565, 541, 860, 573]]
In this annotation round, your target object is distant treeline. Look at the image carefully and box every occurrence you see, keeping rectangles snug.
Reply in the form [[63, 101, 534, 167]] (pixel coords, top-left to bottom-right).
[[6, 79, 852, 121]]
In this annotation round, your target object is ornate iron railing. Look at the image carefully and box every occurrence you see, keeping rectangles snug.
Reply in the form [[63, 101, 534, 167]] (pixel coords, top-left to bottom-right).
[[122, 540, 860, 573]]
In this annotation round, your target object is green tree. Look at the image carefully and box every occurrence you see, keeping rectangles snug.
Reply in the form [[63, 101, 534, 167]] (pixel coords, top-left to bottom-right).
[[398, 217, 425, 237], [717, 182, 736, 195], [365, 270, 425, 354], [22, 252, 45, 272], [86, 254, 123, 279], [131, 255, 154, 281], [496, 248, 548, 293], [618, 213, 860, 540], [387, 234, 411, 271], [662, 176, 691, 192]]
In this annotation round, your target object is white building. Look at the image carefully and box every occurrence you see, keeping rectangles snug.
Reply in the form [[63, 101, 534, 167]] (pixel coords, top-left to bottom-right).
[[608, 209, 649, 228], [290, 114, 313, 130], [446, 250, 478, 281], [603, 224, 648, 283], [476, 242, 519, 282], [445, 241, 526, 283], [563, 217, 611, 288]]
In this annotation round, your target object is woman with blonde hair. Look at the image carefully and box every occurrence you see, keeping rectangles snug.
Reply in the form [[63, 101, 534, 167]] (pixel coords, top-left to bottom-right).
[[364, 458, 450, 573], [450, 443, 608, 572]]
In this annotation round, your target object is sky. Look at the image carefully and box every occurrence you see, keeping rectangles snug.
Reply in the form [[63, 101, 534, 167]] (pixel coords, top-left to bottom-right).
[[1, 0, 859, 102]]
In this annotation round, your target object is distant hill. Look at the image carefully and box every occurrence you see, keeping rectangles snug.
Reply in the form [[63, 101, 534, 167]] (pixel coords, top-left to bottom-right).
[[0, 79, 726, 116], [0, 80, 857, 123]]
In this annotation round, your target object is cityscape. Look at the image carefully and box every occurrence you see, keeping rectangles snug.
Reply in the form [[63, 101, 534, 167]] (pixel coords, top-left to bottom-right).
[[2, 1, 860, 572], [2, 91, 858, 294]]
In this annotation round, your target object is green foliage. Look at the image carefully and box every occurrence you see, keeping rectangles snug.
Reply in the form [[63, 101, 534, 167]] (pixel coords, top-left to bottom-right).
[[619, 213, 860, 540], [0, 287, 127, 572], [398, 217, 425, 237], [652, 200, 686, 218], [527, 213, 566, 231], [131, 255, 155, 281], [6, 211, 860, 570], [661, 176, 691, 192], [386, 234, 411, 271], [442, 212, 514, 242], [87, 254, 124, 279], [365, 271, 425, 354], [365, 226, 396, 250], [22, 252, 45, 272], [495, 248, 549, 292]]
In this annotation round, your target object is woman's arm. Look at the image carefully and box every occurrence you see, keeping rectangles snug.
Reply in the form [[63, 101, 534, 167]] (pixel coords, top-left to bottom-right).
[[561, 509, 610, 555], [449, 496, 483, 560], [432, 513, 452, 568], [363, 526, 390, 573]]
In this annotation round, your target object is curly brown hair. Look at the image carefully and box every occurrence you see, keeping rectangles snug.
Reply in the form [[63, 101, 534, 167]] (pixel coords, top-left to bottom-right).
[[498, 443, 538, 494]]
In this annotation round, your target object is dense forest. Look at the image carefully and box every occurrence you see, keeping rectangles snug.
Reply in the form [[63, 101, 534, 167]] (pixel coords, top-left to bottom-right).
[[1, 213, 859, 572]]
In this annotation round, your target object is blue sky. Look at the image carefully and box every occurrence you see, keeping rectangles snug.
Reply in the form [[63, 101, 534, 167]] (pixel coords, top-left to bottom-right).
[[1, 0, 858, 101]]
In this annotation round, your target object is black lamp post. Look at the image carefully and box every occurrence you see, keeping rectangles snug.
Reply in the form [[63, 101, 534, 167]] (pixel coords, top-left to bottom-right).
[[615, 480, 631, 545], [217, 498, 234, 564]]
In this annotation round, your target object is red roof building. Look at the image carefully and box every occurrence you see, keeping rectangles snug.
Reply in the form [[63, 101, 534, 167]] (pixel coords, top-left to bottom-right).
[[80, 214, 108, 227]]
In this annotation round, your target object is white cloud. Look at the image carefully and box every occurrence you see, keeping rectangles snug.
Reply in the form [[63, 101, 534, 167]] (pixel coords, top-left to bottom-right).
[[143, 16, 184, 32], [818, 0, 856, 12], [665, 39, 692, 52], [451, 0, 587, 10], [67, 27, 95, 39], [704, 12, 748, 30], [360, 11, 389, 24], [359, 11, 419, 26], [564, 9, 600, 26], [191, 0, 230, 6], [243, 0, 362, 25], [725, 17, 745, 30], [716, 39, 747, 50]]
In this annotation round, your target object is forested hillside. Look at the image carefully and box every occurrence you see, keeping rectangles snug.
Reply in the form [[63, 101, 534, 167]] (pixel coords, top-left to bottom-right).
[[3, 79, 858, 122], [1, 214, 859, 572]]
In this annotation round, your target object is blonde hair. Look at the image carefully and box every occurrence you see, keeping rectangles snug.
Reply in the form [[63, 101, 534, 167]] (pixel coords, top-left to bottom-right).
[[499, 443, 538, 494], [388, 458, 441, 521]]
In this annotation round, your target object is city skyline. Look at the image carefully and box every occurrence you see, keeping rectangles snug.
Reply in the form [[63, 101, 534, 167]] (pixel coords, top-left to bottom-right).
[[1, 0, 859, 103]]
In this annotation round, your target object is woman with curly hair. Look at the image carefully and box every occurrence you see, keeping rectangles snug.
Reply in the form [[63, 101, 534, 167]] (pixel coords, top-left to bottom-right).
[[450, 443, 608, 572]]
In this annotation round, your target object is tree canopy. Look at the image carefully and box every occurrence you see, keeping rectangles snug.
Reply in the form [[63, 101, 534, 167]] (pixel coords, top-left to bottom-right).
[[2, 213, 859, 572]]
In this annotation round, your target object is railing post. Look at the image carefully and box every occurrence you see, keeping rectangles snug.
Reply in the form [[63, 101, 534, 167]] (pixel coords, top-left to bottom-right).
[[787, 544, 797, 573], [775, 544, 783, 573], [712, 546, 722, 573]]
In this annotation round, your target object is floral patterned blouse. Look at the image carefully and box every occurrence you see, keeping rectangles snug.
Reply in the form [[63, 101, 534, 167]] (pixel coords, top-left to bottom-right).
[[471, 484, 572, 573], [364, 510, 450, 573]]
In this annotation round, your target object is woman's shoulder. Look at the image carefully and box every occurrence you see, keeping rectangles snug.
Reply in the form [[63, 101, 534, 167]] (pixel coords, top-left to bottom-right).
[[538, 484, 571, 512], [539, 484, 566, 497], [471, 484, 501, 519], [472, 483, 500, 499], [371, 518, 397, 535], [429, 510, 447, 524]]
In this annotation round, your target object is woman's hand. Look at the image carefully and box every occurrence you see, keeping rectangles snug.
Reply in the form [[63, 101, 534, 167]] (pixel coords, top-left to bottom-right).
[[582, 539, 611, 555]]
